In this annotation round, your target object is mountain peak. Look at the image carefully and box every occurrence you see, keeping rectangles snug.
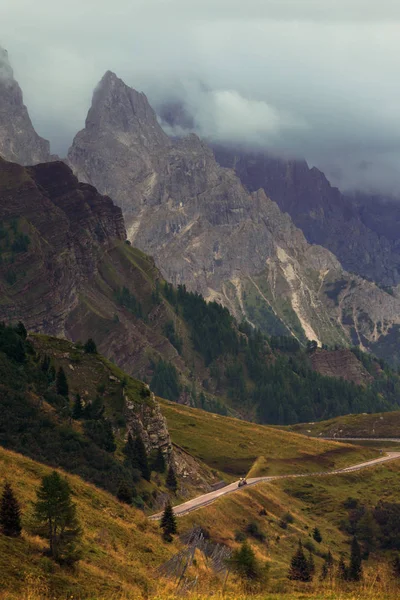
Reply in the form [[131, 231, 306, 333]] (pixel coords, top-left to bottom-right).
[[0, 46, 52, 165], [84, 71, 169, 148], [0, 46, 13, 83]]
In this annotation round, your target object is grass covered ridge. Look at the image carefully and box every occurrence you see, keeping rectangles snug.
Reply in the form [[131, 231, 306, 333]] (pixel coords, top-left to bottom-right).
[[160, 400, 378, 479]]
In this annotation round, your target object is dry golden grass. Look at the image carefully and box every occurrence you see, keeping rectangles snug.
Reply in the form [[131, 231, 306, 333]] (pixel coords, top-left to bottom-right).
[[0, 446, 178, 599]]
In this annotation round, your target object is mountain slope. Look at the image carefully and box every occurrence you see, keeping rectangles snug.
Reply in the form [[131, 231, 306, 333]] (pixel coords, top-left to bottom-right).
[[0, 47, 53, 165], [67, 72, 400, 362], [288, 410, 400, 439], [3, 156, 400, 424], [160, 399, 377, 478], [213, 145, 400, 288], [0, 446, 180, 600]]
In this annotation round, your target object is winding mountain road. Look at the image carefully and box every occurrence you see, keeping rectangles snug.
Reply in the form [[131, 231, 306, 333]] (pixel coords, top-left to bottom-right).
[[150, 452, 400, 520], [324, 437, 400, 443]]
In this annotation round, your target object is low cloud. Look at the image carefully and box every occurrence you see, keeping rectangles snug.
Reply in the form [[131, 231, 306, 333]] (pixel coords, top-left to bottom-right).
[[1, 0, 400, 193]]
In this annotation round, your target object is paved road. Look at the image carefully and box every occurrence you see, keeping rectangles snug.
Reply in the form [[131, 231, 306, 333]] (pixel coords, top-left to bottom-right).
[[324, 437, 400, 443], [150, 452, 400, 520]]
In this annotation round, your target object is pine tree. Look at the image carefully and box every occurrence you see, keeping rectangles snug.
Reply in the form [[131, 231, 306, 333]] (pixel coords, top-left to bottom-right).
[[348, 536, 362, 581], [308, 550, 315, 578], [393, 554, 400, 578], [312, 526, 322, 543], [123, 433, 150, 481], [33, 471, 81, 564], [124, 433, 140, 470], [56, 367, 69, 397], [41, 354, 50, 373], [320, 550, 334, 581], [166, 464, 178, 492], [15, 321, 27, 339], [91, 395, 105, 420], [117, 481, 133, 505], [288, 540, 313, 582], [135, 435, 151, 481], [153, 447, 166, 473], [72, 394, 83, 420], [160, 500, 177, 540], [338, 555, 348, 580], [0, 482, 22, 537], [229, 541, 267, 582], [83, 338, 97, 354]]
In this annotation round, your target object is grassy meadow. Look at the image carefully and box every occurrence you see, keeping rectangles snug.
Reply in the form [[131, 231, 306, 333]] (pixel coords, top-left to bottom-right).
[[160, 400, 378, 479]]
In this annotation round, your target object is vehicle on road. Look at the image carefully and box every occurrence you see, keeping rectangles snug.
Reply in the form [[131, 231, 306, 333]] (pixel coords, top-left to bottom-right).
[[238, 477, 247, 488]]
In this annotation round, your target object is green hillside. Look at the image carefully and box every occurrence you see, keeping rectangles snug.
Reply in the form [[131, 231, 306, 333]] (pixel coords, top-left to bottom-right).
[[0, 323, 198, 508], [160, 400, 377, 478], [178, 459, 400, 598], [288, 410, 400, 440], [2, 155, 400, 427]]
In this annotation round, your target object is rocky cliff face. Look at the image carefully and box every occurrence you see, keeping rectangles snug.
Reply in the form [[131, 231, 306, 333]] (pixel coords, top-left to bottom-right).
[[125, 389, 172, 460], [310, 349, 372, 386], [0, 47, 53, 165], [213, 146, 400, 287], [0, 157, 125, 332], [67, 72, 400, 360], [0, 157, 193, 384]]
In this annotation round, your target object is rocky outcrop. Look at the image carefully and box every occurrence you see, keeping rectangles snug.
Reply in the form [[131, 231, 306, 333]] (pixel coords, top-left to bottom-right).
[[0, 47, 53, 165], [67, 72, 400, 361], [125, 389, 172, 460], [310, 349, 373, 386]]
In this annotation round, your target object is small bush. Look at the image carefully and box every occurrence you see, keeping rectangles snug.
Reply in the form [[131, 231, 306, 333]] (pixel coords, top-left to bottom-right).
[[304, 540, 316, 554], [343, 497, 359, 509], [235, 531, 247, 543], [282, 512, 294, 524], [246, 521, 266, 543]]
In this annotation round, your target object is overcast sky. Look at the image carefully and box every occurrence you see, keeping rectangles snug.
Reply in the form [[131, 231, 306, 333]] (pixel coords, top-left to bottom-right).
[[1, 0, 400, 193]]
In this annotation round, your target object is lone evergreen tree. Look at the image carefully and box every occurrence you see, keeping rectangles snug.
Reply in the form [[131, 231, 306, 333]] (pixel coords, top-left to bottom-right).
[[72, 394, 83, 420], [348, 536, 362, 581], [229, 541, 267, 583], [0, 482, 22, 537], [33, 471, 81, 564], [288, 540, 313, 582], [312, 526, 322, 543], [152, 447, 166, 473], [56, 367, 69, 397], [83, 338, 97, 354], [117, 481, 133, 505], [166, 464, 178, 492], [160, 500, 177, 540]]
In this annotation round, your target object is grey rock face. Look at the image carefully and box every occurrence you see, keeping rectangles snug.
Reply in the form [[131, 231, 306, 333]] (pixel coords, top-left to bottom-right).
[[68, 72, 400, 358], [125, 390, 172, 460], [0, 47, 52, 165], [213, 146, 400, 287]]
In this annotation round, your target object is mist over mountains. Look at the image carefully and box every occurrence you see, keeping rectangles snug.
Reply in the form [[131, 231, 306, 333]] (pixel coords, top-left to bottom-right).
[[2, 0, 400, 194]]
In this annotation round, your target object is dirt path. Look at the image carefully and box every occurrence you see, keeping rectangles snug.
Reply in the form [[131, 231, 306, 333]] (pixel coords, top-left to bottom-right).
[[150, 452, 400, 520]]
